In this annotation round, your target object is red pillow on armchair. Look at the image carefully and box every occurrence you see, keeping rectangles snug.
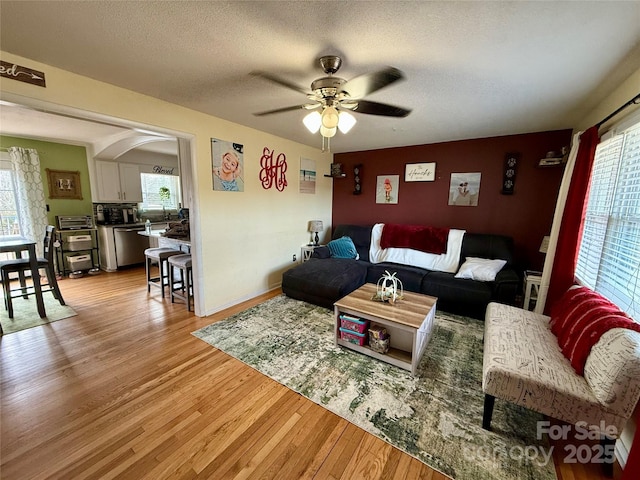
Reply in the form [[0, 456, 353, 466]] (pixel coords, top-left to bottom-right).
[[550, 286, 640, 375]]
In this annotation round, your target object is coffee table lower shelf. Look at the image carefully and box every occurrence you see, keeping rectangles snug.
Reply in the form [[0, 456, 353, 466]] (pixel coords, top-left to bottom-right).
[[336, 339, 412, 370]]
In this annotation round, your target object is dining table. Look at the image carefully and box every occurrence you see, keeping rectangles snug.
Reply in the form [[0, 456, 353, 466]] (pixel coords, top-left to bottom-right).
[[0, 236, 46, 318]]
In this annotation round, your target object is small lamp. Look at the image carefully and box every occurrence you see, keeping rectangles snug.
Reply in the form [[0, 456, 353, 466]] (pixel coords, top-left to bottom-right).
[[539, 236, 550, 254], [308, 220, 323, 246]]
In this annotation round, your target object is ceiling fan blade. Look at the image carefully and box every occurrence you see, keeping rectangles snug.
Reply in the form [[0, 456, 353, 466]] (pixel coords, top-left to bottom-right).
[[339, 67, 405, 99], [250, 71, 309, 95], [253, 105, 309, 116], [351, 100, 411, 117]]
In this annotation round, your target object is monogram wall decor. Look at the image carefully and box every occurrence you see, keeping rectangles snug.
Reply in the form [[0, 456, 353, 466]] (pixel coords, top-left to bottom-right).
[[260, 147, 288, 191]]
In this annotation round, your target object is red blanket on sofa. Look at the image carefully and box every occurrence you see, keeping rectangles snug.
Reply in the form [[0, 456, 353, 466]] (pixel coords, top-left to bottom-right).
[[380, 224, 450, 255]]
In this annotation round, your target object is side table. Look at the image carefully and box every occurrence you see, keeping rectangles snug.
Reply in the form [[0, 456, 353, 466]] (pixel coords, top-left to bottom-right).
[[524, 270, 542, 311], [301, 244, 322, 262]]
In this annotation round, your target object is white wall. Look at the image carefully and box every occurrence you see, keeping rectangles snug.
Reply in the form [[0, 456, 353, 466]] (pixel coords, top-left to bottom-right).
[[117, 150, 179, 174], [577, 67, 640, 131], [0, 51, 333, 316]]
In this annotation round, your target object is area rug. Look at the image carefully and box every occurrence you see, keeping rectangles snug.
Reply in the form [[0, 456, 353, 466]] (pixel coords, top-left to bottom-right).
[[0, 294, 77, 335], [193, 295, 557, 480]]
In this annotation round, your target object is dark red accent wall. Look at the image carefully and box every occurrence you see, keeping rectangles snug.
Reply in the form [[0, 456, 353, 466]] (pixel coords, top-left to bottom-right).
[[333, 130, 572, 272]]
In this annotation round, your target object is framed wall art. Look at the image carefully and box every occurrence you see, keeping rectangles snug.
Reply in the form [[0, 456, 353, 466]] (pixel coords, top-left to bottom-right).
[[376, 175, 399, 204], [300, 157, 316, 194], [405, 162, 436, 182], [46, 169, 83, 200], [448, 172, 481, 206], [211, 138, 244, 192]]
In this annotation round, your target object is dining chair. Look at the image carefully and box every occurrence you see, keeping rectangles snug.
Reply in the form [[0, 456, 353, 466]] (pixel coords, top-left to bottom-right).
[[0, 225, 65, 318]]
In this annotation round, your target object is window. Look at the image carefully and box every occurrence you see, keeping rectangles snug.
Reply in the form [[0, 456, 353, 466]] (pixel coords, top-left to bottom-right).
[[575, 118, 640, 318], [0, 158, 21, 237], [139, 173, 180, 211]]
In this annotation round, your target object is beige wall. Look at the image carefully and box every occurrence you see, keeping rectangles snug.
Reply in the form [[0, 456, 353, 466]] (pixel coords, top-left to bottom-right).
[[577, 66, 640, 132], [0, 51, 333, 316]]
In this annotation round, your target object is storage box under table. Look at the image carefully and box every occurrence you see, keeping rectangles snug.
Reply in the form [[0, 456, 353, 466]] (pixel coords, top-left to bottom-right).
[[339, 314, 369, 333], [67, 254, 92, 271], [66, 235, 92, 251], [339, 327, 367, 346]]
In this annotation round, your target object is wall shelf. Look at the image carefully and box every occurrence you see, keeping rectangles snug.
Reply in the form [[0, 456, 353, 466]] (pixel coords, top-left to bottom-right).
[[324, 173, 347, 178]]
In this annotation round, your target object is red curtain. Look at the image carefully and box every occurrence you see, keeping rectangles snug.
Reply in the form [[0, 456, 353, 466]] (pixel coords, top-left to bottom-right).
[[544, 126, 600, 314]]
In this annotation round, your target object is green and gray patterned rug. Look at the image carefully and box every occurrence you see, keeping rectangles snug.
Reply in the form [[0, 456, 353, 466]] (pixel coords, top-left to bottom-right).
[[193, 295, 556, 480]]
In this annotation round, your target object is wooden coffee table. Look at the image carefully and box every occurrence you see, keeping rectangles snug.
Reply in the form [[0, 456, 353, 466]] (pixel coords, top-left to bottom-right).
[[333, 283, 437, 375]]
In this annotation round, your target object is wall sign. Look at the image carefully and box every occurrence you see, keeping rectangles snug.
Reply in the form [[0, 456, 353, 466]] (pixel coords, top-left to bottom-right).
[[501, 153, 519, 195], [0, 61, 46, 87], [153, 165, 176, 175], [405, 162, 436, 182]]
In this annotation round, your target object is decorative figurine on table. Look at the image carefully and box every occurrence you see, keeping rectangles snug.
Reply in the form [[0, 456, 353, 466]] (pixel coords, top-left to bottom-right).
[[373, 270, 404, 305]]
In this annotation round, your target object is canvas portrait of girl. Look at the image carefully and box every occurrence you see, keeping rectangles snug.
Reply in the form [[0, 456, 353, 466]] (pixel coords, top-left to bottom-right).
[[212, 138, 244, 192]]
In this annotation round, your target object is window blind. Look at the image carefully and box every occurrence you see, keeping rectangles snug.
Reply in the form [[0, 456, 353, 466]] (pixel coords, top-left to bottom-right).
[[576, 121, 640, 319]]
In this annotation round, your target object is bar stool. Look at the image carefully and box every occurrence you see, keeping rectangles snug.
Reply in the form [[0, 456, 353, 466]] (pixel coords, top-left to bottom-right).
[[144, 247, 181, 298], [168, 254, 193, 311]]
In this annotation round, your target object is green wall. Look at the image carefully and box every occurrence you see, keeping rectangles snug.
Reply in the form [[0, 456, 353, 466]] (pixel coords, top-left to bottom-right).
[[0, 136, 93, 225]]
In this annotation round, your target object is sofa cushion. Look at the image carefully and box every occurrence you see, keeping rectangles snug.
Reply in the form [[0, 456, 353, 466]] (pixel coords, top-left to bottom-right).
[[311, 245, 331, 259], [366, 263, 428, 293], [454, 257, 507, 282], [461, 233, 514, 265], [327, 236, 359, 259], [421, 271, 492, 307], [332, 225, 373, 262], [282, 258, 367, 309]]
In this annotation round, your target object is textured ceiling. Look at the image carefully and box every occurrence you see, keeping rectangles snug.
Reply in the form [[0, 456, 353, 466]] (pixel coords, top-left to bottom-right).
[[1, 1, 639, 153]]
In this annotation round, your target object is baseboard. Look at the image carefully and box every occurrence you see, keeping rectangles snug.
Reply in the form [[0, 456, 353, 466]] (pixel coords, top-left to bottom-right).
[[203, 285, 281, 317]]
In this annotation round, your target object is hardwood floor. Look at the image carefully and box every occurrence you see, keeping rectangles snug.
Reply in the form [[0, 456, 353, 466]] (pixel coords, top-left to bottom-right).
[[0, 267, 622, 479]]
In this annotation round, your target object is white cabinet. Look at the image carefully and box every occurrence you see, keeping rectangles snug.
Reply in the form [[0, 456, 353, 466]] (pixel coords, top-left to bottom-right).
[[95, 161, 121, 202], [94, 161, 143, 203], [119, 163, 143, 202]]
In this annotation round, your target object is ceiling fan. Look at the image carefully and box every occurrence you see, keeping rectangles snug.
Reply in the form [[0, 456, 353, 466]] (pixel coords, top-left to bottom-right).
[[252, 55, 411, 150]]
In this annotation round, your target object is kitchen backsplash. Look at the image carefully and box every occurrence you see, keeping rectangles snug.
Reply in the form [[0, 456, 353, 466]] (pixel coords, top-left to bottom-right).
[[92, 203, 177, 225]]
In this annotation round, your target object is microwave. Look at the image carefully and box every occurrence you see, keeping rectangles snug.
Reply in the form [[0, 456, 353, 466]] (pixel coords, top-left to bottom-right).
[[56, 215, 94, 230]]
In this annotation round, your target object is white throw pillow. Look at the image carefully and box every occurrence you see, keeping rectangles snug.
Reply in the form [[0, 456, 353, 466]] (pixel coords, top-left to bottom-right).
[[454, 257, 507, 282]]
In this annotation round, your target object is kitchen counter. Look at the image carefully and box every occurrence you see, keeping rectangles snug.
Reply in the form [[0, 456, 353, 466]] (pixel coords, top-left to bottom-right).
[[97, 222, 169, 228], [138, 229, 190, 251]]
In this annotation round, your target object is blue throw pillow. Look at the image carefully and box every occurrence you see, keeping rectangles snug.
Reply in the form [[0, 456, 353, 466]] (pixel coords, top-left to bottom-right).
[[327, 236, 359, 259]]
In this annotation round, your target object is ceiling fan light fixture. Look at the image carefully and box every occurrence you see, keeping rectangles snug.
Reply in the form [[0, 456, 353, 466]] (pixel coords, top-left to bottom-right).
[[303, 111, 322, 133], [321, 106, 339, 129], [338, 111, 356, 134], [320, 125, 337, 138]]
